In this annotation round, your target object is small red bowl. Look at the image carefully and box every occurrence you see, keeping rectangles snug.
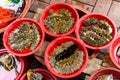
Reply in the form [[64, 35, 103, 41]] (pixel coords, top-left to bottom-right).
[[44, 36, 88, 78], [20, 68, 57, 80], [89, 67, 120, 80], [109, 36, 120, 69], [0, 49, 27, 80], [75, 13, 117, 50], [40, 2, 79, 37], [3, 18, 45, 56]]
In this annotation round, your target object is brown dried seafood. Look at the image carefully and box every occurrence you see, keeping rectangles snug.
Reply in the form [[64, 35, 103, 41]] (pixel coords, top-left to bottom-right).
[[44, 9, 74, 34], [0, 54, 17, 71], [80, 18, 112, 46], [8, 22, 40, 51], [27, 69, 42, 80], [50, 41, 84, 74], [83, 18, 98, 26]]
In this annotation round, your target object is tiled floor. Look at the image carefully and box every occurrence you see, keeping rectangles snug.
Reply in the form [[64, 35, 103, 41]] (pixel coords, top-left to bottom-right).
[[25, 0, 120, 79]]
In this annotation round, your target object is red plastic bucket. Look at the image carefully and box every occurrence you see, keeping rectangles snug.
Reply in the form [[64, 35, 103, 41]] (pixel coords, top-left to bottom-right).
[[44, 36, 88, 78], [109, 36, 120, 69], [40, 2, 79, 37], [20, 68, 57, 80], [0, 49, 27, 80], [75, 13, 117, 50], [89, 67, 120, 80], [3, 18, 45, 56]]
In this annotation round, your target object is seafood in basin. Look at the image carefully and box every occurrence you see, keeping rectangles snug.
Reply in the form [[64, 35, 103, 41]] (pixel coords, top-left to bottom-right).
[[27, 69, 42, 80], [8, 22, 40, 51], [44, 9, 75, 34], [0, 54, 16, 71], [50, 41, 84, 74], [0, 53, 21, 80], [80, 18, 112, 46]]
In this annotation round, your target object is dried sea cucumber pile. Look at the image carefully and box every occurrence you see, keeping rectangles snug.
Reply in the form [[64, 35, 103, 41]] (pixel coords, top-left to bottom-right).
[[8, 22, 40, 51], [44, 9, 75, 34], [80, 18, 112, 46], [50, 41, 84, 74]]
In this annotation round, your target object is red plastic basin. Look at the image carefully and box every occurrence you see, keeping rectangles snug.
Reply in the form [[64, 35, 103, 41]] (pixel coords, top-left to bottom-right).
[[40, 2, 79, 37], [3, 18, 45, 56], [44, 36, 88, 78], [75, 13, 117, 50]]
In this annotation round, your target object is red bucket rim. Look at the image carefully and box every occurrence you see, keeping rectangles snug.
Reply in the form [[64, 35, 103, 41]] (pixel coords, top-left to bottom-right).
[[40, 2, 79, 37], [44, 36, 88, 78], [20, 68, 57, 80], [3, 18, 45, 56], [109, 36, 120, 69]]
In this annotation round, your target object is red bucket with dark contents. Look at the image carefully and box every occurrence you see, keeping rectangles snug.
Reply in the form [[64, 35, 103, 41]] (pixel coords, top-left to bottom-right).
[[0, 49, 27, 80], [44, 36, 88, 78], [3, 18, 45, 56]]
